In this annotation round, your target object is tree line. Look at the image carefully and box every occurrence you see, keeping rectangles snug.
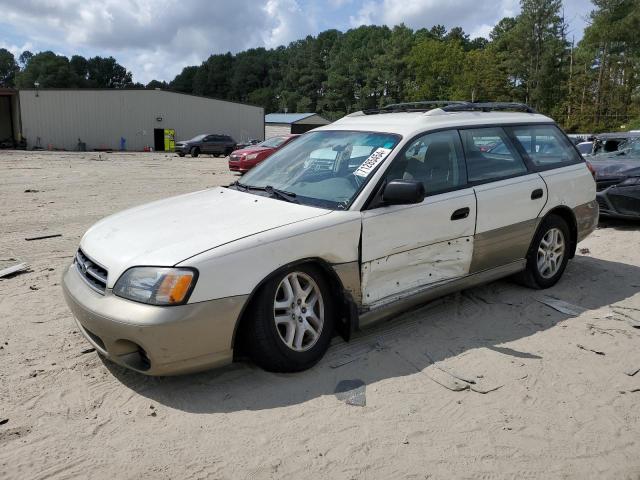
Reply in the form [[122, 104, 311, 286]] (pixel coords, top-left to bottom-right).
[[0, 0, 638, 132]]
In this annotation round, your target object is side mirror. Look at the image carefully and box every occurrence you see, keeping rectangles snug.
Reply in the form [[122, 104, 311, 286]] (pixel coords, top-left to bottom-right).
[[382, 179, 425, 205]]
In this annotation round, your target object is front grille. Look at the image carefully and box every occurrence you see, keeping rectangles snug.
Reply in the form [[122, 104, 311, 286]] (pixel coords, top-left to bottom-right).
[[75, 249, 108, 294]]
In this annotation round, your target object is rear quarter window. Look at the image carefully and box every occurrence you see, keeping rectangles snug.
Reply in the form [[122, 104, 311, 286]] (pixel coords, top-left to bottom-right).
[[507, 125, 582, 169]]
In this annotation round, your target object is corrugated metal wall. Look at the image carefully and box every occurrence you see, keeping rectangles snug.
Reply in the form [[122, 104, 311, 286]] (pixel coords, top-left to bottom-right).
[[18, 89, 264, 151], [265, 124, 292, 138]]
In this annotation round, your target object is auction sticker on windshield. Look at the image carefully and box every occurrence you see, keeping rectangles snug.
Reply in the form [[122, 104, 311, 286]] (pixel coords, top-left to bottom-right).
[[353, 148, 392, 178]]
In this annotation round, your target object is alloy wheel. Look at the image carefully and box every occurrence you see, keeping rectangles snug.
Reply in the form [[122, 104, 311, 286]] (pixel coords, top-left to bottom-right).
[[273, 272, 324, 352], [536, 227, 565, 279]]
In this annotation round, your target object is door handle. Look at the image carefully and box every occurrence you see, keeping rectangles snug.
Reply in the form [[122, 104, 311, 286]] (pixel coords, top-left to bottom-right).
[[531, 188, 544, 200], [451, 207, 470, 221]]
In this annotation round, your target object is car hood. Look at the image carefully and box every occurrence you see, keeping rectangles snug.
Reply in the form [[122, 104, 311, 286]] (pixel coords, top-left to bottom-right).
[[80, 187, 330, 287], [231, 146, 273, 156], [590, 156, 640, 178]]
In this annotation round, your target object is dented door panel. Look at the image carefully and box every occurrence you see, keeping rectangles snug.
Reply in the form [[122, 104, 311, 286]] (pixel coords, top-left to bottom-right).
[[360, 189, 476, 307], [362, 236, 473, 305]]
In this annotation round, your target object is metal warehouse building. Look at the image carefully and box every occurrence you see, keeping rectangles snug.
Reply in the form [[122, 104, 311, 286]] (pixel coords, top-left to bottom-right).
[[264, 113, 330, 138], [0, 88, 264, 152]]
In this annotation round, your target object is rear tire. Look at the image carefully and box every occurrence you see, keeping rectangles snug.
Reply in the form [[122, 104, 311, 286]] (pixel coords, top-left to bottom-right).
[[245, 265, 335, 372], [191, 147, 200, 158], [516, 214, 570, 289]]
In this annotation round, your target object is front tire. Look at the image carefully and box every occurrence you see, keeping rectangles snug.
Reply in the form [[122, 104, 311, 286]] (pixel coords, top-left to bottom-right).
[[245, 265, 335, 372], [517, 214, 570, 289]]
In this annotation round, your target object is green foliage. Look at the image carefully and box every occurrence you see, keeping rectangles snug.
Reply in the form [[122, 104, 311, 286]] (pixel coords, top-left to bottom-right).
[[6, 0, 639, 132], [15, 52, 133, 89], [0, 48, 19, 86]]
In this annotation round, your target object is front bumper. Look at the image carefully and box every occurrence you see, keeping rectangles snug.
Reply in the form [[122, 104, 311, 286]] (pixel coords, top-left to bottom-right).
[[596, 186, 640, 219], [228, 157, 249, 172], [62, 263, 248, 375]]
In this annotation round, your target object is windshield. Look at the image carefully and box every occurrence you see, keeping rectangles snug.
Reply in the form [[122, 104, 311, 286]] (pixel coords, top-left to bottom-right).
[[260, 136, 288, 148], [186, 134, 206, 142], [238, 130, 401, 209], [595, 137, 640, 159]]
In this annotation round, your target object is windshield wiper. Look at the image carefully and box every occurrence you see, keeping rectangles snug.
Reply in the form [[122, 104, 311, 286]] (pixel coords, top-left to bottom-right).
[[230, 180, 248, 191], [264, 185, 298, 203], [232, 182, 298, 203]]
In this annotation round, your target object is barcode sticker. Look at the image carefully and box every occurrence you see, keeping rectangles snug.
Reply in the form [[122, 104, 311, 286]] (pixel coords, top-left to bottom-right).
[[353, 148, 392, 177]]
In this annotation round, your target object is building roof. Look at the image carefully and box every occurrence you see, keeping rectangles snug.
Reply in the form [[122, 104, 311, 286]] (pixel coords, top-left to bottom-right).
[[265, 113, 319, 124], [315, 109, 554, 138]]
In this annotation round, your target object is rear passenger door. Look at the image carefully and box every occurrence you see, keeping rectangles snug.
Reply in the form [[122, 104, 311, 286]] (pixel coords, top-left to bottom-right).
[[200, 135, 215, 153], [506, 124, 595, 234], [360, 130, 477, 307], [460, 127, 547, 273]]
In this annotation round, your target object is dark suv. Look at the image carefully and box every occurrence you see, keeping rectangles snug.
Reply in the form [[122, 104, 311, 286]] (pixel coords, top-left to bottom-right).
[[175, 134, 237, 157]]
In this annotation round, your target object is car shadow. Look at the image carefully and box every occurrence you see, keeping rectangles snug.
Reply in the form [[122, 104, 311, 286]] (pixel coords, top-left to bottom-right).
[[103, 255, 640, 413]]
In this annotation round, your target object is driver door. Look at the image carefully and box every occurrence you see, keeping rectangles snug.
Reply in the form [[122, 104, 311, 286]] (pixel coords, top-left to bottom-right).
[[360, 129, 476, 307]]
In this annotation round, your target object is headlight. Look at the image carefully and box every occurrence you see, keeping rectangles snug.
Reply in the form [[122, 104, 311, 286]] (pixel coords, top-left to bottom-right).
[[247, 153, 258, 160], [113, 267, 197, 306], [618, 176, 640, 186]]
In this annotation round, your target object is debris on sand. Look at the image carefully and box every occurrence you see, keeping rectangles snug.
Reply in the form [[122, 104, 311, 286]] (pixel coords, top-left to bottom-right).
[[334, 379, 366, 406], [0, 418, 8, 426], [577, 344, 605, 356], [80, 348, 96, 355], [0, 263, 29, 279], [623, 366, 640, 377], [579, 248, 591, 254], [538, 296, 587, 316], [24, 189, 40, 193], [25, 234, 62, 241], [424, 368, 470, 392], [471, 383, 504, 394]]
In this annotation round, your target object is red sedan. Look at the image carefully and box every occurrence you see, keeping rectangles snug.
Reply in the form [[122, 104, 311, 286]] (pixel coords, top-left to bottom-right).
[[228, 135, 299, 173]]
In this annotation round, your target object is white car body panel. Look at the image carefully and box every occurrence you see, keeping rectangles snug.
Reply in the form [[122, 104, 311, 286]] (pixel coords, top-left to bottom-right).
[[80, 187, 331, 288], [538, 163, 596, 213], [474, 174, 547, 233], [360, 188, 476, 305], [180, 211, 362, 303]]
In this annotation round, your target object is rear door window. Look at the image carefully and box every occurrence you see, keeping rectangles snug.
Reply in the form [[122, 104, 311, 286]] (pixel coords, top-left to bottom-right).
[[507, 125, 582, 168], [459, 127, 528, 182]]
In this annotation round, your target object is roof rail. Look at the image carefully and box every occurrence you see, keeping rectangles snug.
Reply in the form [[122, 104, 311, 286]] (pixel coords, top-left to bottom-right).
[[361, 100, 467, 115], [360, 101, 537, 115], [441, 102, 537, 113]]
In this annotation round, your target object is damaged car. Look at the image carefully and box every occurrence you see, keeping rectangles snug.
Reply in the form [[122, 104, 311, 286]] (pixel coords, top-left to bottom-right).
[[591, 138, 640, 219], [62, 102, 598, 376]]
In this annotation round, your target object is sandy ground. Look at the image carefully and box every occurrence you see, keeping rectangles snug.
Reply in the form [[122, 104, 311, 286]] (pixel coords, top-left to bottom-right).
[[1, 150, 640, 480]]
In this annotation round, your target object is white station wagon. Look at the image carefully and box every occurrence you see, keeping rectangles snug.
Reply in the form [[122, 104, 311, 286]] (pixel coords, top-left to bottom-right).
[[62, 102, 598, 375]]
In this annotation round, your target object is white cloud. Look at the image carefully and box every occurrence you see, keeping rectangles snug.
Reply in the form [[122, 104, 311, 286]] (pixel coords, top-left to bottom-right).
[[350, 0, 521, 35], [0, 0, 593, 83], [0, 0, 314, 83]]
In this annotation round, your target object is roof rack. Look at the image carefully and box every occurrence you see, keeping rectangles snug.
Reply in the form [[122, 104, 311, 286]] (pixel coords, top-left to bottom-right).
[[360, 100, 537, 115], [362, 101, 467, 115], [441, 102, 537, 113]]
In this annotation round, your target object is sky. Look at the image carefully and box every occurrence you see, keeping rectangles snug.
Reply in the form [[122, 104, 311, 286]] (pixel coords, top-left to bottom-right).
[[0, 0, 594, 84]]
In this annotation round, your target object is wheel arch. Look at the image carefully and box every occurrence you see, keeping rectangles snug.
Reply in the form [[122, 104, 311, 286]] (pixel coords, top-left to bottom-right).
[[231, 257, 354, 356]]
